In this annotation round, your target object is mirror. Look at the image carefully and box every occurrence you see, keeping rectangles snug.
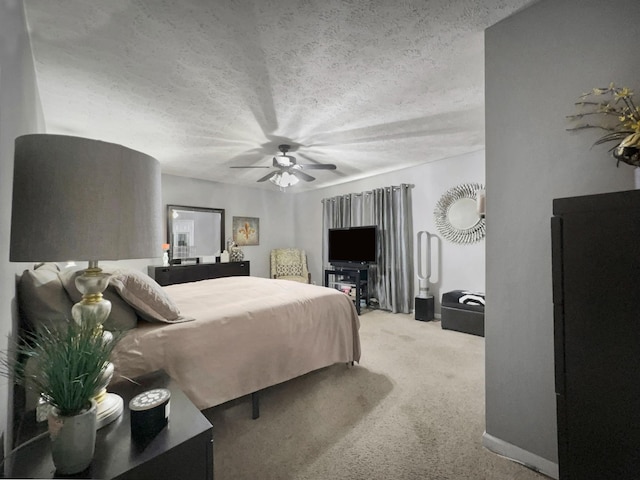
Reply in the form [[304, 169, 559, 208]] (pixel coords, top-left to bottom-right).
[[447, 198, 478, 230], [167, 205, 225, 262], [433, 183, 485, 244]]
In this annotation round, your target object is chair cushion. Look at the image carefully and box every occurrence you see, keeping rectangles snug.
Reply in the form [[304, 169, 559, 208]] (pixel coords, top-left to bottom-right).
[[276, 263, 303, 277]]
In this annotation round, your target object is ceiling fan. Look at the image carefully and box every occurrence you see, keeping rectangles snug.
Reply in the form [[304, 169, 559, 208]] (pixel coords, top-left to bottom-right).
[[231, 144, 336, 187]]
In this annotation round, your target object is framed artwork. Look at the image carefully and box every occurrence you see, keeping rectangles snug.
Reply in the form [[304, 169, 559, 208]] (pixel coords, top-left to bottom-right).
[[232, 216, 259, 246]]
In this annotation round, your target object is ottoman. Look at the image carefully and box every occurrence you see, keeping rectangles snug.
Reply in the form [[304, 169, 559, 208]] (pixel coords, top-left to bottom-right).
[[441, 290, 485, 337]]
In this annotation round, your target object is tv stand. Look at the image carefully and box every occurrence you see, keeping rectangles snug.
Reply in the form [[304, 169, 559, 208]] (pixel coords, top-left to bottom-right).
[[324, 266, 369, 315]]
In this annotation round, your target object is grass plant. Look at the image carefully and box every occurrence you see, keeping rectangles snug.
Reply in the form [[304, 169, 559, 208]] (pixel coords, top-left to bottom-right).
[[4, 320, 122, 417]]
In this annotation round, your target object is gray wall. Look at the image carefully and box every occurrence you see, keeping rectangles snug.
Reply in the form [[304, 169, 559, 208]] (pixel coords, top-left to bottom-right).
[[0, 0, 45, 458], [160, 150, 486, 308], [484, 0, 640, 477], [161, 174, 296, 278], [293, 149, 486, 309]]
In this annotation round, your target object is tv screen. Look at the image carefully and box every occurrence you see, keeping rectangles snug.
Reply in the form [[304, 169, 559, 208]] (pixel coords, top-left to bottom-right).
[[328, 226, 377, 265]]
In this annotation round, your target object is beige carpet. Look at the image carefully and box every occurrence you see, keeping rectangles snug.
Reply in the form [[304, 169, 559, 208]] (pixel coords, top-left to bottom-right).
[[204, 309, 548, 480]]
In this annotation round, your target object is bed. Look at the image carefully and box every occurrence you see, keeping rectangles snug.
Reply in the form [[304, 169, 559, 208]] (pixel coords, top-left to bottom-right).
[[109, 275, 361, 411], [17, 265, 361, 416]]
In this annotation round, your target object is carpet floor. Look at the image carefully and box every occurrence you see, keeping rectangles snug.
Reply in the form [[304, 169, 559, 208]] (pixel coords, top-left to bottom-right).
[[204, 309, 548, 480]]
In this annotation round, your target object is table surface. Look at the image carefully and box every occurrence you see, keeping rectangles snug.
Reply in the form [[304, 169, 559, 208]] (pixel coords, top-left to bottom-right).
[[6, 370, 213, 479]]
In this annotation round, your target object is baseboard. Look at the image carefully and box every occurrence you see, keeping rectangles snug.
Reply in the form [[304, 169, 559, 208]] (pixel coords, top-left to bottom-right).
[[482, 431, 559, 479]]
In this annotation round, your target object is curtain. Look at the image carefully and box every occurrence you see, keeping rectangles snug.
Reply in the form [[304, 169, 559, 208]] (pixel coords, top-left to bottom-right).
[[322, 184, 413, 313]]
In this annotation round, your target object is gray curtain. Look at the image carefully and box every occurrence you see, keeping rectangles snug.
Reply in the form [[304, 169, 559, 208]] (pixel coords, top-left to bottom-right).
[[322, 184, 413, 313]]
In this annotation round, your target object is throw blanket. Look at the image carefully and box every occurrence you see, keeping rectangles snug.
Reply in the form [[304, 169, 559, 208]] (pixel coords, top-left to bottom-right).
[[458, 291, 485, 306]]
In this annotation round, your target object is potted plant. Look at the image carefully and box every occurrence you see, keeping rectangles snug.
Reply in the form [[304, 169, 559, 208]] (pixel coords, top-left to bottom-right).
[[567, 82, 640, 167], [4, 319, 122, 475]]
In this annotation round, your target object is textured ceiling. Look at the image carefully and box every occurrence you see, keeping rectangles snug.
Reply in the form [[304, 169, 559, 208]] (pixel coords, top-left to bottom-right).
[[23, 0, 534, 191]]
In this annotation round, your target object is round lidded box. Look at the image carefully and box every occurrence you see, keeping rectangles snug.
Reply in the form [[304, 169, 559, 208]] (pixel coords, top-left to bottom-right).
[[129, 388, 171, 440]]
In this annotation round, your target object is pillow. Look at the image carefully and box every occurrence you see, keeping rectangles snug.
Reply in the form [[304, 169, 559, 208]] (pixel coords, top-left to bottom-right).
[[107, 268, 193, 324], [276, 263, 303, 277], [17, 263, 73, 331], [58, 268, 138, 331]]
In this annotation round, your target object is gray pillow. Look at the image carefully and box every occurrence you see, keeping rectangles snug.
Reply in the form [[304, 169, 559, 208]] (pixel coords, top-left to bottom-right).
[[107, 268, 193, 324], [18, 263, 73, 331], [58, 268, 138, 331]]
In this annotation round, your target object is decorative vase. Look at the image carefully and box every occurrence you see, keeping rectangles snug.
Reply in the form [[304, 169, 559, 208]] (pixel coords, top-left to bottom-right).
[[47, 400, 97, 475], [230, 246, 244, 262], [614, 133, 640, 167]]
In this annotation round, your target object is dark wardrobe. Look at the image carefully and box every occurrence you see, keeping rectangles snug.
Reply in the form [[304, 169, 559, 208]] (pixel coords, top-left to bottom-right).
[[551, 189, 640, 479]]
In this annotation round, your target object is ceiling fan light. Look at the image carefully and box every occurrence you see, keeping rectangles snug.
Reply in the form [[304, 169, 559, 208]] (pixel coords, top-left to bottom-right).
[[273, 154, 294, 167], [269, 171, 299, 188]]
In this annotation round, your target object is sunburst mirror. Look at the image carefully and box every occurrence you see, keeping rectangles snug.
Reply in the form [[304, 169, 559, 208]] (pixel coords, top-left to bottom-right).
[[434, 183, 485, 244]]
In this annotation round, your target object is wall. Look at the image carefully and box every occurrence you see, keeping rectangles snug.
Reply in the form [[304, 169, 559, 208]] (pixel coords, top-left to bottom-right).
[[160, 149, 485, 311], [0, 0, 46, 461], [484, 0, 640, 477], [161, 174, 296, 278], [293, 149, 485, 311]]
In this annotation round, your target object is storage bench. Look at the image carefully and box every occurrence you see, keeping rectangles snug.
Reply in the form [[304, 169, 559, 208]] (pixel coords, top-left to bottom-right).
[[441, 290, 485, 337]]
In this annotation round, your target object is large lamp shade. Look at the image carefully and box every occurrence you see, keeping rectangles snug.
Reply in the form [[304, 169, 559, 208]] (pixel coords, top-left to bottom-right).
[[10, 134, 162, 262]]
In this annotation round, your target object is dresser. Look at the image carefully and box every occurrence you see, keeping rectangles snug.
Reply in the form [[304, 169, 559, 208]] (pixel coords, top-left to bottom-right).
[[148, 261, 250, 286], [551, 189, 640, 479]]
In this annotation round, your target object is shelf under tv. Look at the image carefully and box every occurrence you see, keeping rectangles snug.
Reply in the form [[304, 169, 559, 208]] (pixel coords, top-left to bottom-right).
[[324, 265, 369, 315]]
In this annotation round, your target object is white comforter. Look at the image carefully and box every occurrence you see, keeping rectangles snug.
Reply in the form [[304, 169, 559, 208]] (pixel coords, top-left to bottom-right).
[[110, 276, 361, 410]]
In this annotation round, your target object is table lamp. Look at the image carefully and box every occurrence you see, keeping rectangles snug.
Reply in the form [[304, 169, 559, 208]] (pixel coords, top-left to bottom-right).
[[10, 133, 162, 427]]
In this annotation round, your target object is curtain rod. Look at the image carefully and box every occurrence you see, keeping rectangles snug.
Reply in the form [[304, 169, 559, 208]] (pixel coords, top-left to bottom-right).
[[321, 183, 414, 202]]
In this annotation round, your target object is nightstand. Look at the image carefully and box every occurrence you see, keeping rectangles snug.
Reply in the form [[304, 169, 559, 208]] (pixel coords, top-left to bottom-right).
[[6, 370, 213, 479]]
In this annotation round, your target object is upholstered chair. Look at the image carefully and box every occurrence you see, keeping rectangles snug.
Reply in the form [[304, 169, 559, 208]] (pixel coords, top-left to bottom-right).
[[270, 248, 311, 283]]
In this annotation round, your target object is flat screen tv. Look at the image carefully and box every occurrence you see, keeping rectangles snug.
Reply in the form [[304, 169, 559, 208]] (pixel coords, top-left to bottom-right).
[[328, 226, 377, 267]]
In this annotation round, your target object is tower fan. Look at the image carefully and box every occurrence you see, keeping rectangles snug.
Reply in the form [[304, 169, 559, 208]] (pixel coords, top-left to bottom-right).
[[415, 230, 436, 321]]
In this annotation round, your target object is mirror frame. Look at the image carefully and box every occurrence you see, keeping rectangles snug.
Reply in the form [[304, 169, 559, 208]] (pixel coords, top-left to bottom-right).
[[433, 183, 485, 244], [167, 205, 225, 262]]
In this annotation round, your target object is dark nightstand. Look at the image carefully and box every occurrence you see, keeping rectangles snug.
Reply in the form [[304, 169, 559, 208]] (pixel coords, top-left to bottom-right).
[[6, 370, 213, 479]]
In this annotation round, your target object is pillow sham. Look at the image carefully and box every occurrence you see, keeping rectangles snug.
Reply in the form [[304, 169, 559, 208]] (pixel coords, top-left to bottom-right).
[[17, 263, 73, 331], [107, 268, 193, 324]]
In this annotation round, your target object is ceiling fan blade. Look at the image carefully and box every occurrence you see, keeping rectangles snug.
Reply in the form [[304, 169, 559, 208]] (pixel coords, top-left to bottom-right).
[[230, 166, 272, 168], [291, 169, 315, 182], [298, 163, 337, 170], [257, 171, 278, 182]]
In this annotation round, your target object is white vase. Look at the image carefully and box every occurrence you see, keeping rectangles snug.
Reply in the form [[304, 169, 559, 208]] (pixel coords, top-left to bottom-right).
[[635, 167, 640, 189], [47, 400, 97, 475]]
